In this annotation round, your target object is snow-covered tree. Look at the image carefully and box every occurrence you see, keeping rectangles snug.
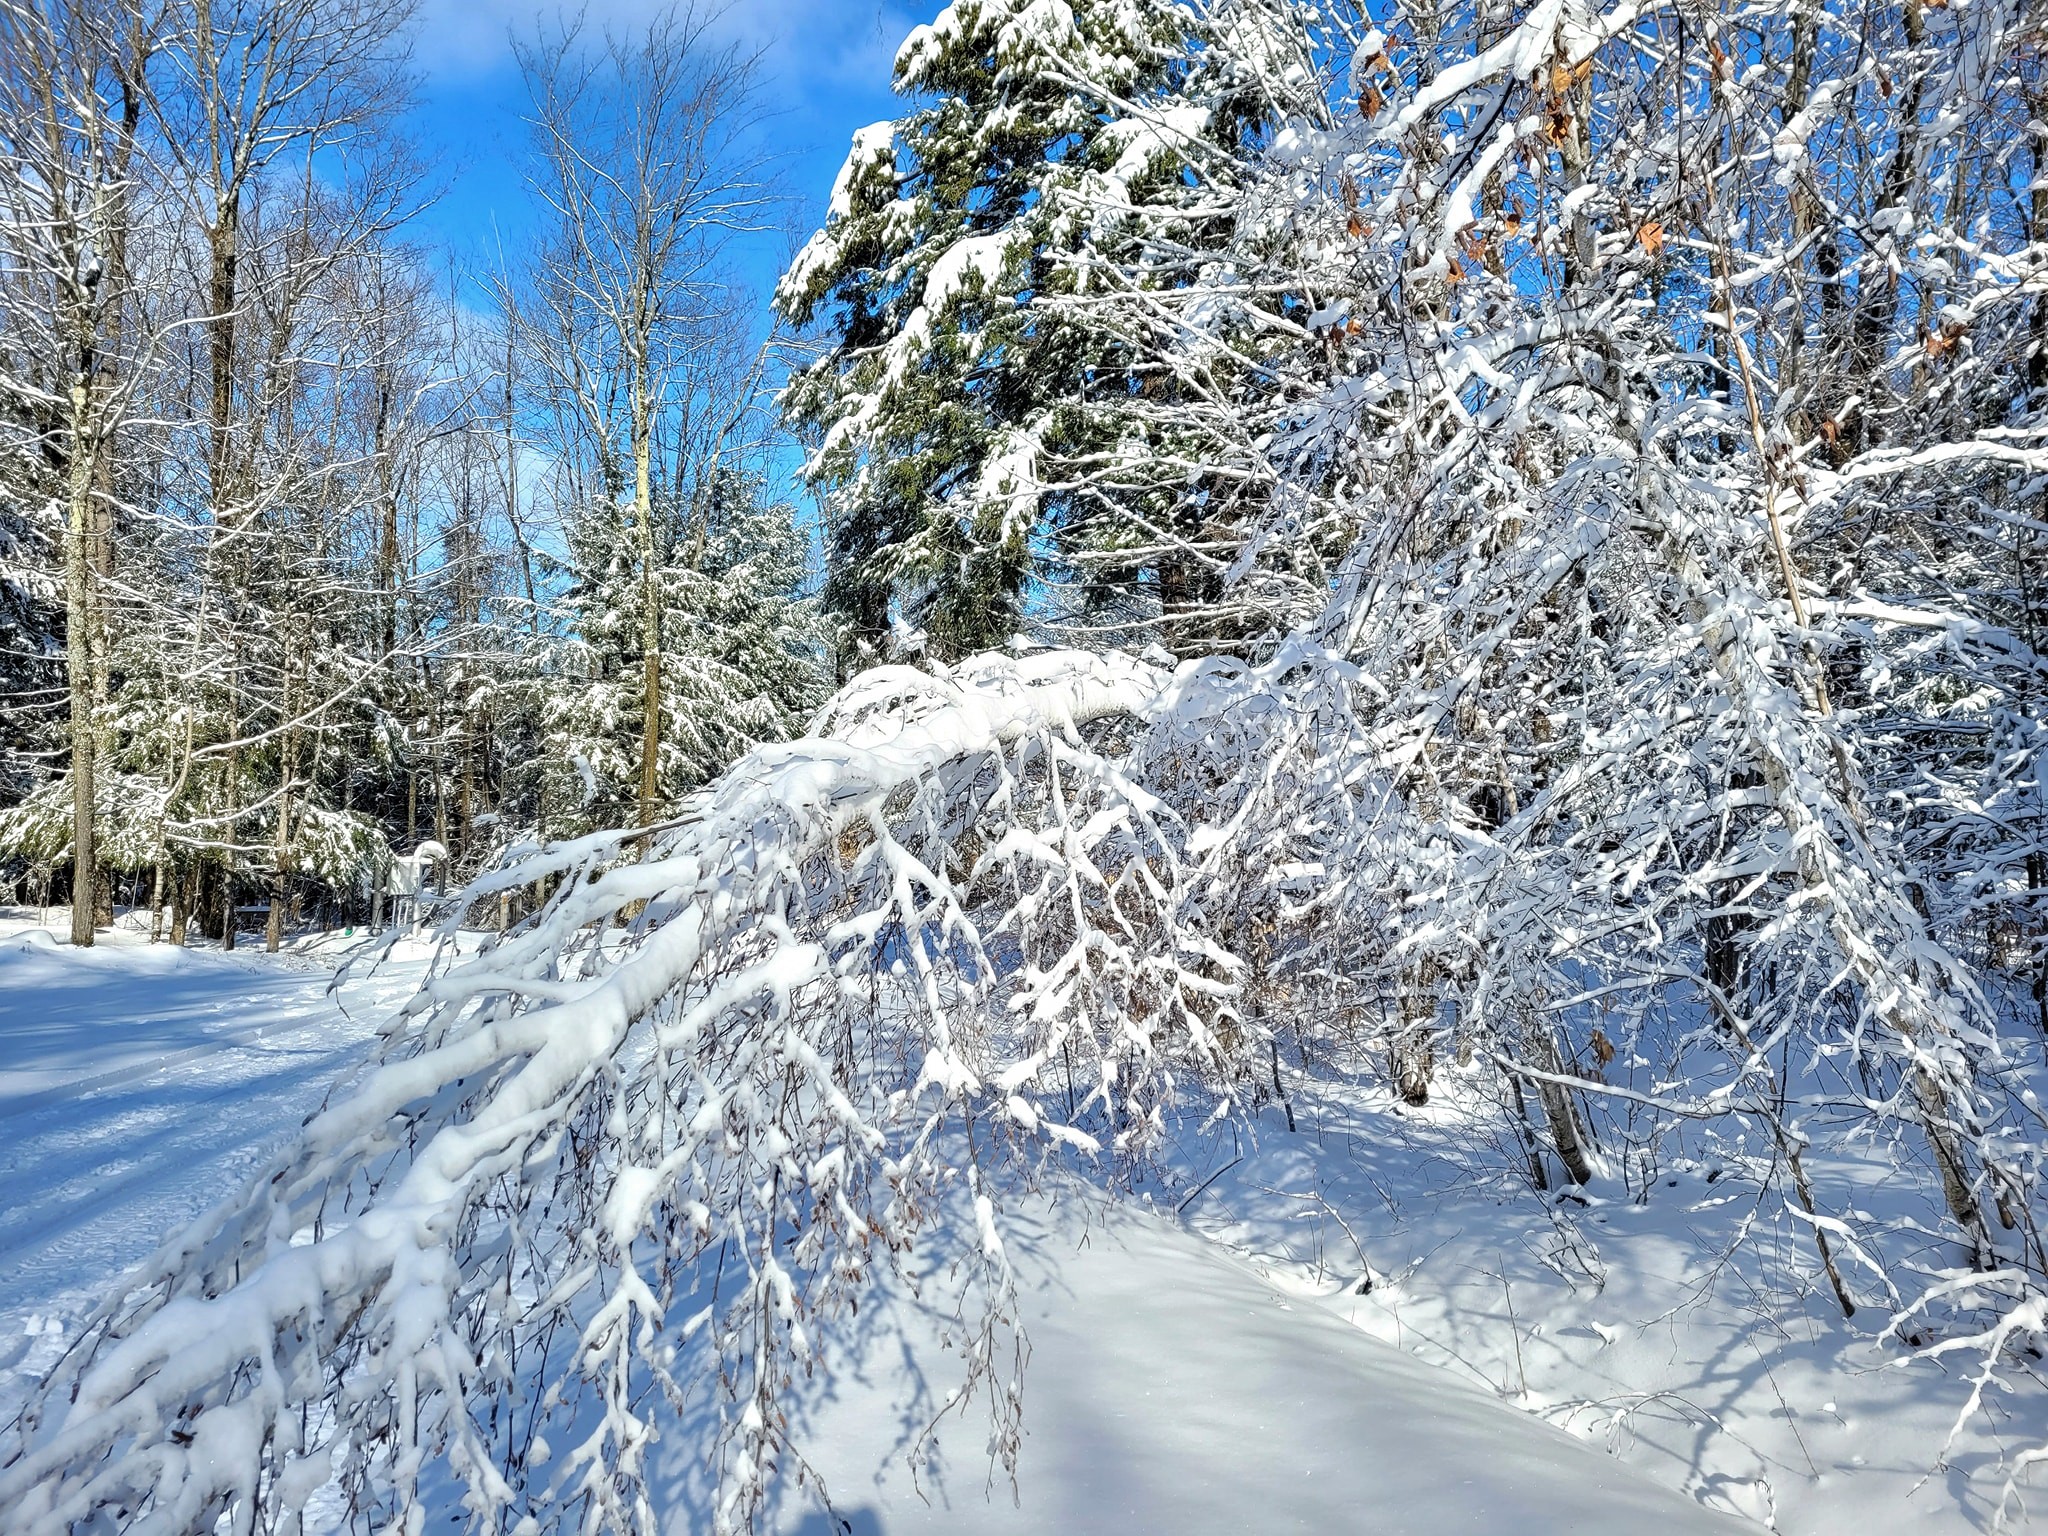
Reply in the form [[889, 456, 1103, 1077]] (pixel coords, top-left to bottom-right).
[[0, 0, 163, 940], [0, 0, 446, 944], [777, 0, 1290, 664], [542, 465, 824, 835], [504, 4, 777, 837], [0, 477, 61, 814]]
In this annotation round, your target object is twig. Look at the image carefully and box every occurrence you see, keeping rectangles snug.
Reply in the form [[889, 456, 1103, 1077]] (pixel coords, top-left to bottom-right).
[[1175, 1156, 1242, 1215], [1500, 1261, 1528, 1399]]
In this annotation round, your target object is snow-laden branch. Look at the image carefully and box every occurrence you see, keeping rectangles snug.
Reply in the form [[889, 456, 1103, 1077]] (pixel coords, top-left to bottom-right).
[[1, 648, 1195, 1536]]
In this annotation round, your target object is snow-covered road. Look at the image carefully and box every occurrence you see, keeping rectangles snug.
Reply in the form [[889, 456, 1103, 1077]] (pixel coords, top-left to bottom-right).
[[0, 915, 1746, 1535], [0, 936, 362, 1115]]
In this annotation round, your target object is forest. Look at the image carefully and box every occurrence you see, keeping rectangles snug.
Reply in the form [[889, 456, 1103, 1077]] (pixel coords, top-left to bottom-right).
[[3, 0, 2048, 1531], [0, 0, 821, 951]]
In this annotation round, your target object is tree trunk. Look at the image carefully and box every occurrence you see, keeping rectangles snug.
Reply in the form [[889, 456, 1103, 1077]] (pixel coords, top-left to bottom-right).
[[64, 381, 98, 949], [634, 377, 661, 836], [1509, 1071, 1549, 1193], [268, 729, 294, 953], [1525, 1013, 1594, 1185], [207, 194, 237, 510], [1660, 518, 1988, 1241], [268, 646, 297, 954], [170, 860, 192, 946], [459, 719, 475, 865], [375, 374, 398, 662], [502, 333, 539, 628], [1392, 960, 1436, 1106]]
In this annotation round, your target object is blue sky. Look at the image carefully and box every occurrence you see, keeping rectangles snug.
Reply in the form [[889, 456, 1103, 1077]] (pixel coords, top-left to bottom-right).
[[403, 0, 928, 314]]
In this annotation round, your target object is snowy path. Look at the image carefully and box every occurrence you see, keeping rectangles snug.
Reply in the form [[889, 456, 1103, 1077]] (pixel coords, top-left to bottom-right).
[[0, 917, 418, 1409], [0, 920, 371, 1112], [0, 922, 1745, 1535]]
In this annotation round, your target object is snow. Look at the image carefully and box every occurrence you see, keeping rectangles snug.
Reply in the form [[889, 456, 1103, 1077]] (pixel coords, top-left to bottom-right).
[[1, 902, 2007, 1535], [0, 909, 1761, 1536], [1100, 103, 1211, 189], [753, 1194, 1749, 1536], [973, 428, 1042, 535], [0, 912, 1750, 1536], [12, 0, 2048, 1525], [1388, 0, 1563, 136], [0, 911, 391, 1112], [829, 122, 896, 222], [0, 911, 427, 1431], [922, 233, 1012, 313], [1175, 1082, 2040, 1535], [384, 840, 447, 898]]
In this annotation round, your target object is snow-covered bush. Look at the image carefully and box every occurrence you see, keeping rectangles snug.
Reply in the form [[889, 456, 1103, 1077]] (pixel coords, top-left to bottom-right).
[[0, 647, 1272, 1534]]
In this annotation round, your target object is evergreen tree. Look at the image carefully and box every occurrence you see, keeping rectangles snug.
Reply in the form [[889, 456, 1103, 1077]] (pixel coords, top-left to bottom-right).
[[24, 2, 2048, 1533], [777, 0, 1274, 666], [543, 466, 823, 836], [0, 437, 62, 813]]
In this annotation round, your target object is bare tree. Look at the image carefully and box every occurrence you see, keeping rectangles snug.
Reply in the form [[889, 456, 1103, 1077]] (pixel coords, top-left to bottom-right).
[[506, 2, 773, 833], [151, 0, 422, 946], [0, 0, 170, 944]]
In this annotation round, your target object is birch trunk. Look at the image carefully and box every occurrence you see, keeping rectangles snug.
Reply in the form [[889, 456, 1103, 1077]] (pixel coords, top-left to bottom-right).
[[63, 390, 98, 948]]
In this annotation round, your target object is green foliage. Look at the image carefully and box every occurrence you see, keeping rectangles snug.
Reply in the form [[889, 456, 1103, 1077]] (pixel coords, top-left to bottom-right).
[[776, 0, 1252, 666], [286, 803, 393, 893], [542, 468, 826, 836]]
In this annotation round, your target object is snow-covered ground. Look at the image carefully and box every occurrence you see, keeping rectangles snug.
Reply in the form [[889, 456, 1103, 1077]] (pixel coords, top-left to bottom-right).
[[0, 911, 426, 1429], [1172, 1082, 2045, 1535], [747, 1194, 1744, 1535], [0, 912, 2016, 1534]]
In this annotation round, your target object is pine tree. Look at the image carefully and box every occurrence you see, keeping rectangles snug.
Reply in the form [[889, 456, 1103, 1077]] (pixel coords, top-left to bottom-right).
[[23, 3, 2048, 1533], [0, 431, 62, 814], [777, 0, 1271, 666], [543, 466, 823, 837]]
